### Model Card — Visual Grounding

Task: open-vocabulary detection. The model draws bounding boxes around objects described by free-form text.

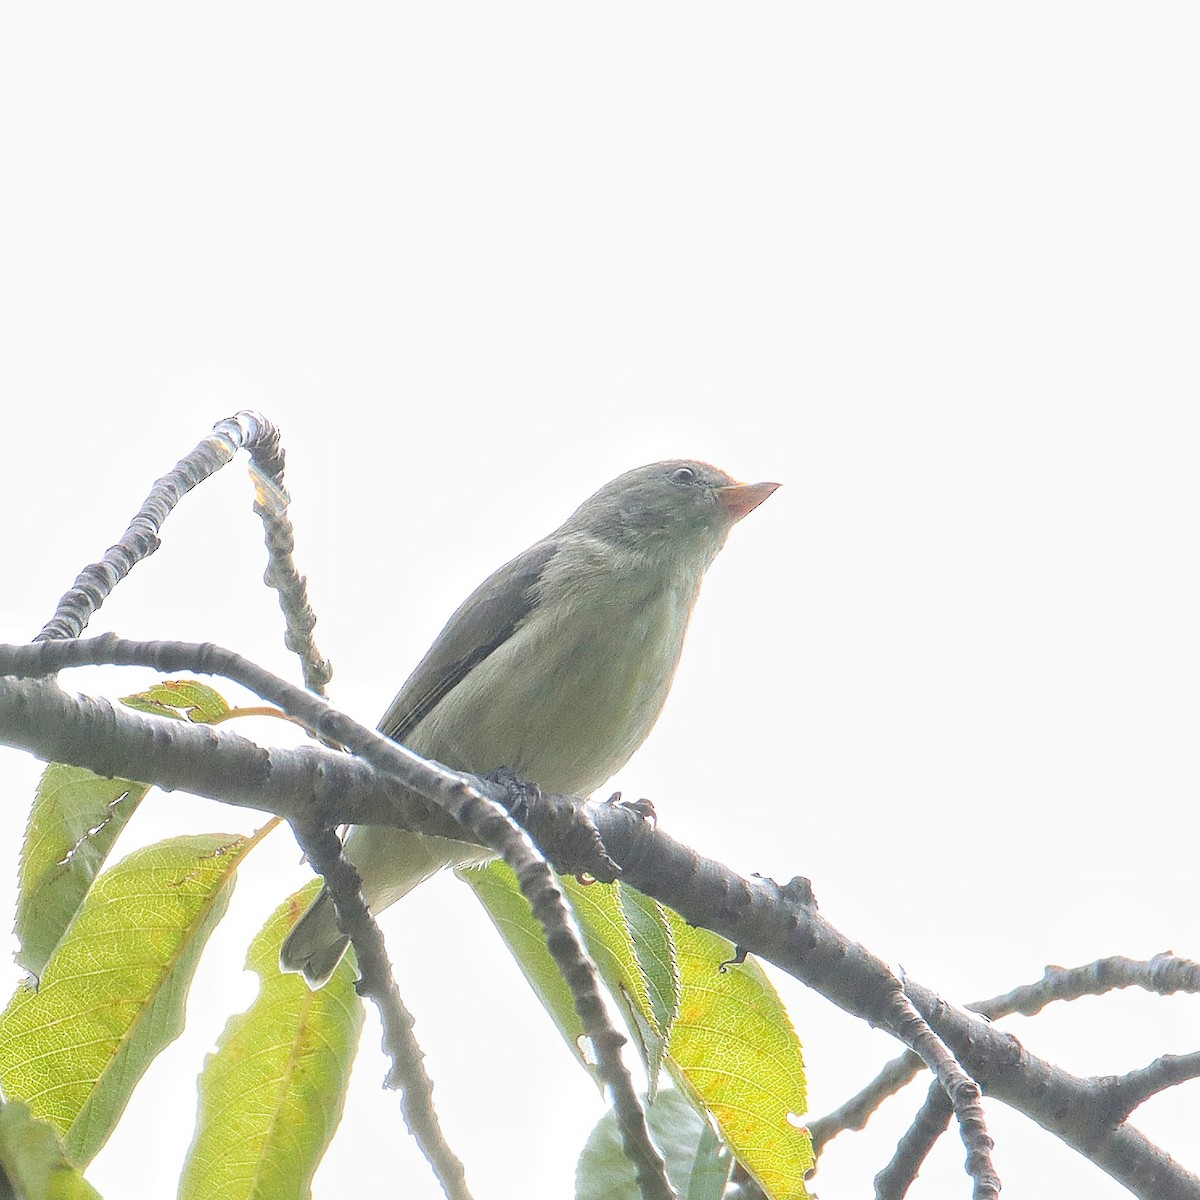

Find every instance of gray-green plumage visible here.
[280,460,778,986]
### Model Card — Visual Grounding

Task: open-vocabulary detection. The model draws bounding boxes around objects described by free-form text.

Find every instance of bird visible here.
[280,459,779,986]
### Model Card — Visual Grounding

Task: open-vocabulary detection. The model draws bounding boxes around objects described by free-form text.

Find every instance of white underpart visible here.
[343,527,721,911]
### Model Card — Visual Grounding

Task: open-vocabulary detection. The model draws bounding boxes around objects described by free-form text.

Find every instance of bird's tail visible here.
[279,828,490,988]
[279,888,350,988]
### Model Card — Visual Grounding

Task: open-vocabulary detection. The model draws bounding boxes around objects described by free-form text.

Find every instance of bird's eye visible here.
[670,466,696,485]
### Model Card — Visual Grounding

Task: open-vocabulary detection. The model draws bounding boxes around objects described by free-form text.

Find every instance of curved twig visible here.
[35,411,332,696]
[1104,1052,1200,1124]
[243,430,332,697]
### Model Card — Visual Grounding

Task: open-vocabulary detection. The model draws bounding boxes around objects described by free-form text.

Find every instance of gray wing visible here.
[377,538,559,743]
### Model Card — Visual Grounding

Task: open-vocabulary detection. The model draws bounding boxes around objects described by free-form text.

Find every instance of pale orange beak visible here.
[715,480,781,522]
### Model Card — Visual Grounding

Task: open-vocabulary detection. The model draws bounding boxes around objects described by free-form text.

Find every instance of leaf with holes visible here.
[16,763,151,978]
[466,862,810,1197]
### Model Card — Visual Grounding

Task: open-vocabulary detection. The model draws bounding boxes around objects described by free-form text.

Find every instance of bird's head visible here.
[562,460,779,563]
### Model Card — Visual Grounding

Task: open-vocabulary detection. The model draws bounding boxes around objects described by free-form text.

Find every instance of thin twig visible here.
[1104,1052,1200,1123]
[810,950,1200,1153]
[974,952,1200,1020]
[37,412,263,641]
[808,1054,921,1153]
[873,1081,953,1200]
[35,411,333,696]
[289,814,473,1200]
[884,992,999,1199]
[240,423,332,697]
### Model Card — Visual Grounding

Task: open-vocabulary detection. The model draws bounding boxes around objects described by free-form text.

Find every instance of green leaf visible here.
[16,764,151,978]
[664,911,812,1200]
[576,1088,731,1200]
[558,878,680,1089]
[177,882,364,1200]
[464,861,589,1067]
[464,867,680,1082]
[616,884,679,1089]
[561,878,657,1028]
[0,1099,102,1200]
[119,680,231,724]
[0,833,254,1166]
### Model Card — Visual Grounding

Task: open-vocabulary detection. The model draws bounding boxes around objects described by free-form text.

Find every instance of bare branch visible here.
[1102,1053,1200,1124]
[35,411,333,696]
[811,950,1200,1154]
[1,647,1197,1199]
[37,411,264,641]
[885,993,998,1199]
[243,429,333,696]
[974,953,1200,1020]
[873,1082,953,1200]
[901,977,1198,1200]
[288,813,473,1200]
[808,1054,920,1153]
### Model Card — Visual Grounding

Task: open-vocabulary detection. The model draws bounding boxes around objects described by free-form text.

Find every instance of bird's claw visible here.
[606,792,657,827]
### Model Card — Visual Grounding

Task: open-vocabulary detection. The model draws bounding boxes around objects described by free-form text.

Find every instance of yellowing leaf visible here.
[467,865,809,1197]
[665,911,812,1200]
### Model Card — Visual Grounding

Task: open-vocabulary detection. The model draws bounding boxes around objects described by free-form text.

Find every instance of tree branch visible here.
[873,1081,953,1200]
[1,642,1197,1199]
[811,952,1200,1155]
[288,813,474,1200]
[34,410,333,696]
[974,953,1200,1019]
[1105,1053,1200,1121]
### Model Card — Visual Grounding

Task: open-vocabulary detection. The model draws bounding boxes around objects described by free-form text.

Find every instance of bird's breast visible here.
[409,565,699,798]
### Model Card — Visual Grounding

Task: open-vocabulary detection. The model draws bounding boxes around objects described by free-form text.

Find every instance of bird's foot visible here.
[487,766,542,825]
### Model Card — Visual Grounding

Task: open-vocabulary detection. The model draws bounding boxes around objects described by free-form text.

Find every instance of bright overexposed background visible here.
[0,5,1193,1198]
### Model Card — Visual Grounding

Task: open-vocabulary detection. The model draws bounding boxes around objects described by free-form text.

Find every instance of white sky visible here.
[0,4,1193,1198]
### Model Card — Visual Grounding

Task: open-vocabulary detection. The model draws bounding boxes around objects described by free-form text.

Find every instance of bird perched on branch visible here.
[280,459,779,986]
